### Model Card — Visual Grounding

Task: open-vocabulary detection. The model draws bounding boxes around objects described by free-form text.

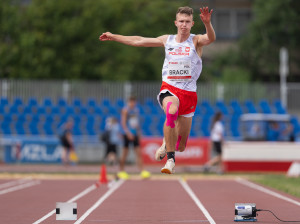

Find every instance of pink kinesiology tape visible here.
[176,135,182,151]
[166,102,178,128]
[176,135,188,151]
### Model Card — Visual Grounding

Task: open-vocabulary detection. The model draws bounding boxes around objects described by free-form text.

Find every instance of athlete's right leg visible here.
[118,147,130,179]
[119,147,129,171]
[161,96,179,174]
[176,115,193,152]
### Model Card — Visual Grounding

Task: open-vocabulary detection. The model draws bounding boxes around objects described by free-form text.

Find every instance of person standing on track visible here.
[58,119,77,165]
[203,111,224,173]
[118,96,151,179]
[99,6,215,174]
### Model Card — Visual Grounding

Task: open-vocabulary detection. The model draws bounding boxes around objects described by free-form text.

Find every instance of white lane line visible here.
[179,179,216,224]
[74,179,125,224]
[0,178,32,190]
[33,184,97,224]
[0,180,40,195]
[236,177,300,207]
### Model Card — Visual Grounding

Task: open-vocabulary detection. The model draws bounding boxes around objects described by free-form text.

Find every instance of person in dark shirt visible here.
[59,120,75,164]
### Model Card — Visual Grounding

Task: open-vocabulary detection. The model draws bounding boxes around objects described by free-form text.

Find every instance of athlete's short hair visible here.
[128,96,136,102]
[176,6,193,16]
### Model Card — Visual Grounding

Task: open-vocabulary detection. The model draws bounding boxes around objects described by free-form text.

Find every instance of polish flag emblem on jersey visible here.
[185,47,190,52]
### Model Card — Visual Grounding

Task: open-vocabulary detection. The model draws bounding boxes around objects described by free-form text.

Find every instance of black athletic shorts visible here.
[60,136,72,150]
[106,144,117,156]
[123,134,140,148]
[159,91,173,106]
[212,141,222,155]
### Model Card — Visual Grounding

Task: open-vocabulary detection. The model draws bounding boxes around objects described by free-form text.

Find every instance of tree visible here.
[239,0,300,81]
[1,0,200,81]
[207,0,300,82]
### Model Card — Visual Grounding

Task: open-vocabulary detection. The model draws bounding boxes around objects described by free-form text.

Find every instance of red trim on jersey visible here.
[160,81,197,116]
[167,76,192,79]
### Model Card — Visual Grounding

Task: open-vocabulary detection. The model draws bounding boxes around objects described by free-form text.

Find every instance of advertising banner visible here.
[4,140,62,163]
[141,137,210,165]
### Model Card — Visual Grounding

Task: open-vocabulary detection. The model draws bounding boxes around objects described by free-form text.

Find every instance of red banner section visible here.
[223,141,300,172]
[141,137,210,165]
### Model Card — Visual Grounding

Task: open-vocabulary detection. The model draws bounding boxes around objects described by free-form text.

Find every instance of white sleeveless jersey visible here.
[162,34,202,92]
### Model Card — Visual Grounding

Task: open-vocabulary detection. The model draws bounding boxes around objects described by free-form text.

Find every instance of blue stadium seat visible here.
[145,98,155,107]
[1,116,12,133]
[101,98,111,107]
[2,126,11,135]
[201,100,214,115]
[37,106,46,114]
[3,114,12,123]
[99,116,107,132]
[43,98,52,106]
[215,100,229,115]
[73,125,82,135]
[0,97,9,106]
[51,106,60,115]
[9,105,19,115]
[79,107,88,115]
[142,127,152,136]
[115,98,125,108]
[45,115,54,123]
[230,100,243,115]
[273,100,286,114]
[291,116,300,134]
[259,100,272,114]
[244,100,257,113]
[44,124,54,135]
[72,98,82,107]
[72,115,81,125]
[86,116,96,135]
[13,98,23,106]
[28,98,38,107]
[29,122,39,135]
[230,115,241,137]
[87,98,97,107]
[23,106,32,115]
[86,127,96,135]
[65,106,75,115]
[194,104,202,116]
[73,106,81,115]
[190,129,197,137]
[15,122,26,135]
[201,115,211,137]
[0,106,5,114]
[58,98,67,107]
[31,114,40,123]
[57,115,68,127]
[87,106,102,115]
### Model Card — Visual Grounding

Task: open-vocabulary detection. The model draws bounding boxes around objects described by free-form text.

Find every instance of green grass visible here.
[248,174,300,198]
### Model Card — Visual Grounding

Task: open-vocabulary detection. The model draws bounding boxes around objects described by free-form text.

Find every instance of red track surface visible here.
[1,178,300,224]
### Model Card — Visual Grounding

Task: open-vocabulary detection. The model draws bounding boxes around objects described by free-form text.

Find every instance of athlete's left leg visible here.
[176,115,193,152]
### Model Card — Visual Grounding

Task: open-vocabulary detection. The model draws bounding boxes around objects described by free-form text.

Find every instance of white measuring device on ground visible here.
[234,203,257,222]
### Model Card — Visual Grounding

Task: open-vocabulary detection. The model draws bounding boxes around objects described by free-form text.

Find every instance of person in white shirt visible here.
[99,6,215,174]
[204,111,224,173]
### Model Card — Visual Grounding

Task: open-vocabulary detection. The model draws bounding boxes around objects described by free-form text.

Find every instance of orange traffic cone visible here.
[99,164,108,184]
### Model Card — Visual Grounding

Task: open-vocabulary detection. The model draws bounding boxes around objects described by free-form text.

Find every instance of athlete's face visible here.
[175,13,194,35]
[128,99,136,109]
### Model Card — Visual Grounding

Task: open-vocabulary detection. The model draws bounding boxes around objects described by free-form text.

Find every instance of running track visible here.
[0,177,300,223]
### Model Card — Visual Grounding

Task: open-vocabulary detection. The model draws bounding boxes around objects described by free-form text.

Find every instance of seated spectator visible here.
[267,121,281,141]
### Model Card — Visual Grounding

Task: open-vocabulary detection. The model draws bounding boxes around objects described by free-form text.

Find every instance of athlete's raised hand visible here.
[99,32,113,41]
[200,7,213,25]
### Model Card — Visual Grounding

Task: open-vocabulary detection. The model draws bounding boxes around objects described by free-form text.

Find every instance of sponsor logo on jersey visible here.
[168,48,174,51]
[169,52,190,56]
[168,47,190,56]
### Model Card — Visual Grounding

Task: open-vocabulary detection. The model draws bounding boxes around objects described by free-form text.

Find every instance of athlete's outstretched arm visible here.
[198,7,216,46]
[99,32,167,47]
